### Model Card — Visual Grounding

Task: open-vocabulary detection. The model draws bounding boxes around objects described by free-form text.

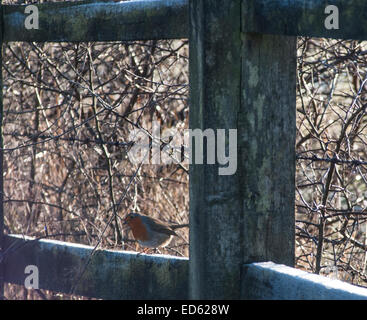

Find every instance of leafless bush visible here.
[3,39,189,299]
[4,21,367,298]
[296,37,367,286]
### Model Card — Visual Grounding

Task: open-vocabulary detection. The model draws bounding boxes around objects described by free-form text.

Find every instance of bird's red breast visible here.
[127,216,150,241]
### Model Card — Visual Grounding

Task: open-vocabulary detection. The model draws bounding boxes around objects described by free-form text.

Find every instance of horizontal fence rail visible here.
[244,0,367,40]
[3,235,188,299]
[3,0,364,43]
[4,235,367,299]
[242,262,367,300]
[2,0,189,42]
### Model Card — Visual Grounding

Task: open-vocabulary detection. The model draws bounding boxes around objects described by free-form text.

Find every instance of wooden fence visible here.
[1,0,367,300]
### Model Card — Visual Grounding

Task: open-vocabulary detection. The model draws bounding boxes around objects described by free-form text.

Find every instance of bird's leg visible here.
[137,247,150,256]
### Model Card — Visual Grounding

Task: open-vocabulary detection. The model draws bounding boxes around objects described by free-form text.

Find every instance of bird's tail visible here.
[171,223,189,230]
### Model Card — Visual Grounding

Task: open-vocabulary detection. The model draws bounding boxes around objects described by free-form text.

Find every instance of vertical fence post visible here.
[239,31,297,268]
[189,0,296,299]
[189,0,243,300]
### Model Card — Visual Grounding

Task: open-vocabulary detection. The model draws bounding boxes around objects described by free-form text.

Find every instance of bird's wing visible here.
[143,216,178,236]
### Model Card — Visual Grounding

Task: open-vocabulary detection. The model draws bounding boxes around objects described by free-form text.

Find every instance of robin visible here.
[123,212,189,249]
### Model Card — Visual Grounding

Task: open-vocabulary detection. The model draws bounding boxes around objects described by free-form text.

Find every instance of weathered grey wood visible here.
[5,0,367,43]
[189,0,296,299]
[189,0,243,300]
[3,0,188,42]
[244,0,367,40]
[239,30,296,265]
[3,234,188,299]
[242,262,367,299]
[4,0,367,43]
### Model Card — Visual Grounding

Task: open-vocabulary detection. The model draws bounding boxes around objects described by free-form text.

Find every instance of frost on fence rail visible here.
[242,262,367,300]
[2,0,189,42]
[2,234,188,299]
